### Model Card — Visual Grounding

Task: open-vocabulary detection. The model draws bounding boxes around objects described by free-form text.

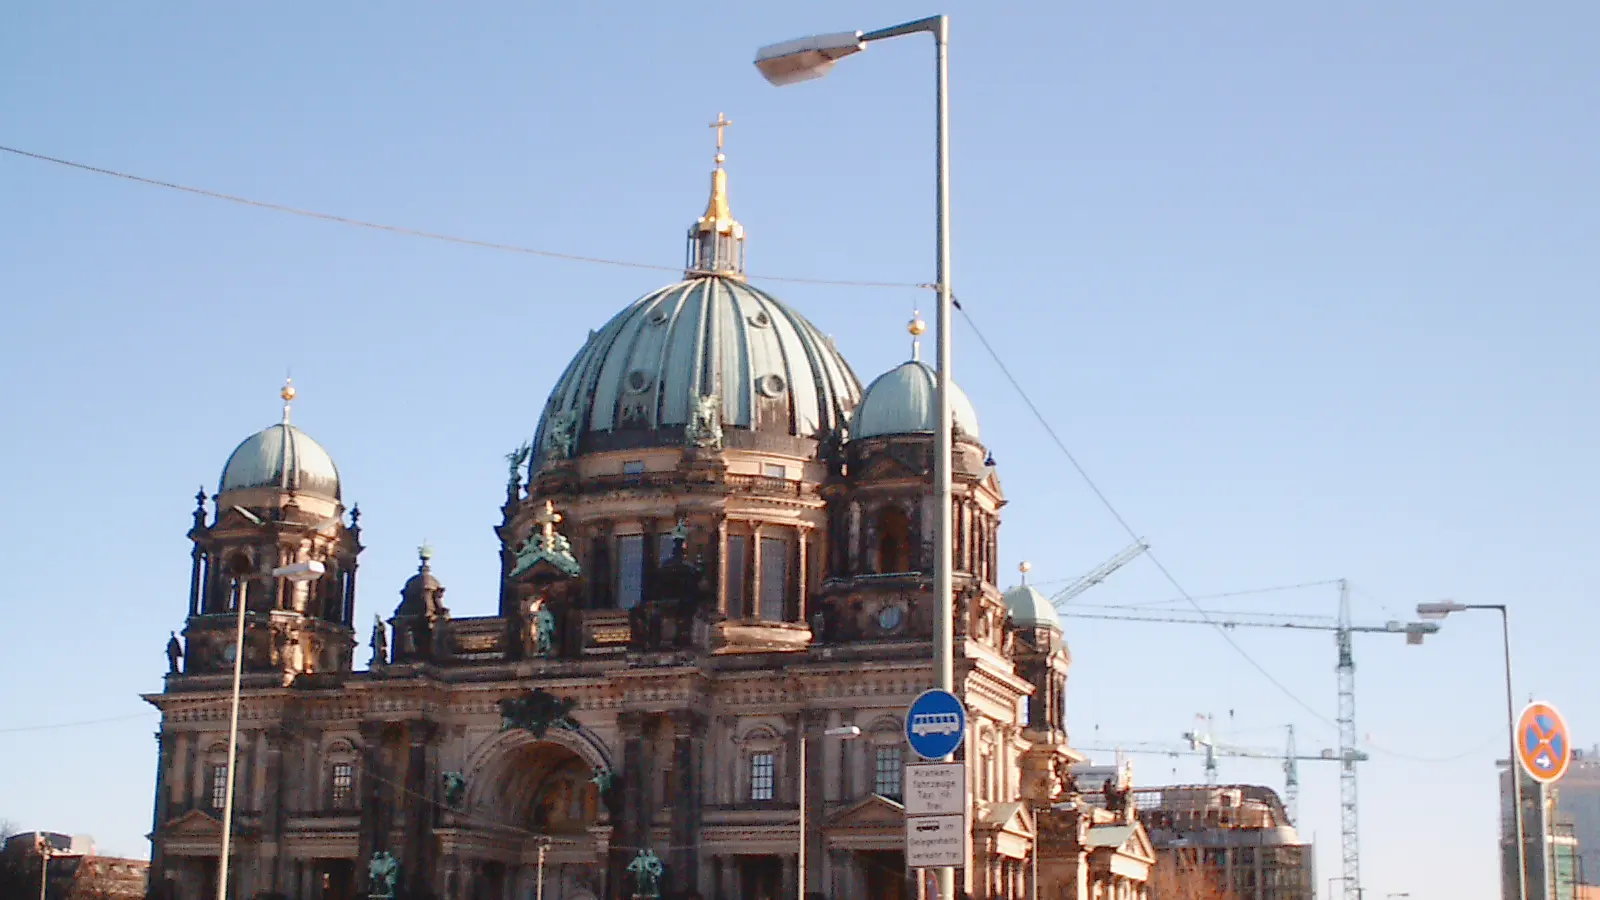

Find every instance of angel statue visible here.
[626,847,663,899]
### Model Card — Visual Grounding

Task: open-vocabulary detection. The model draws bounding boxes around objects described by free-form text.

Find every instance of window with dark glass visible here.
[208,765,228,810]
[763,463,786,479]
[330,762,354,808]
[617,535,644,609]
[726,535,748,616]
[874,746,903,800]
[877,505,912,573]
[758,536,789,620]
[750,752,775,801]
[658,533,678,564]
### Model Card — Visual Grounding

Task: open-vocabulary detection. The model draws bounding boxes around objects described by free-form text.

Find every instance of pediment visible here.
[1085,821,1156,863]
[978,801,1034,838]
[826,794,906,829]
[163,808,222,837]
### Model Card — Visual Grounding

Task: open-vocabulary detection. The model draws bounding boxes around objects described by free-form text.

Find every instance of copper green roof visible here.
[851,360,980,440]
[534,275,861,458]
[219,423,340,500]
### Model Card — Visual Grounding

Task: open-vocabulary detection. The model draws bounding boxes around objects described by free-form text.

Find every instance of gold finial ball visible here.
[715,152,726,165]
[280,380,297,403]
[908,316,928,337]
[1019,561,1032,575]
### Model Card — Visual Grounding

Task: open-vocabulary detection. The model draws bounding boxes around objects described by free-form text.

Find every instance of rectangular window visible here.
[330,762,354,808]
[759,536,789,621]
[750,752,775,801]
[617,535,644,609]
[874,746,903,800]
[726,535,747,616]
[622,460,645,475]
[208,765,229,810]
[1019,697,1031,727]
[763,463,786,479]
[658,533,678,564]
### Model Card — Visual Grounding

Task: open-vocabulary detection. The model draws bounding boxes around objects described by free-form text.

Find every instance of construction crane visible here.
[1056,580,1435,900]
[1082,721,1353,824]
[1048,540,1148,605]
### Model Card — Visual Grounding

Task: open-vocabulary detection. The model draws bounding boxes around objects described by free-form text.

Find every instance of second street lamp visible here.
[216,553,325,900]
[1418,599,1528,900]
[757,16,956,895]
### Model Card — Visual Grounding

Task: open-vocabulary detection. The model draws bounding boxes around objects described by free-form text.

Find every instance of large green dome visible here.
[533,275,862,460]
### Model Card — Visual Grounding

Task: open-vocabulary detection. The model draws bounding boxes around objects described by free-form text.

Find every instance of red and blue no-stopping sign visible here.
[1516,701,1572,784]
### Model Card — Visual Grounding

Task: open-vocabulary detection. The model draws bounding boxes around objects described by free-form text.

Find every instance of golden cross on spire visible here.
[532,500,563,543]
[709,112,732,162]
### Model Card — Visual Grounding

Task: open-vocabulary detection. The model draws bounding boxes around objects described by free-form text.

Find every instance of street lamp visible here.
[37,840,54,900]
[1418,599,1527,900]
[216,553,325,900]
[757,16,957,896]
[798,724,863,899]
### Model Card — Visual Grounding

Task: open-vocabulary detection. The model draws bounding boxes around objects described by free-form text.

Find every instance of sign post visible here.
[904,690,969,888]
[1516,702,1572,900]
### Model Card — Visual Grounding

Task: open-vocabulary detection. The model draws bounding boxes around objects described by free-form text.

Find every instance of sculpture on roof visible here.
[542,411,578,462]
[166,632,184,675]
[685,392,723,449]
[369,615,388,667]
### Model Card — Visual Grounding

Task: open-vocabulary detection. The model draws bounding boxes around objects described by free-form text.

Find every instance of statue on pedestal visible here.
[626,848,663,899]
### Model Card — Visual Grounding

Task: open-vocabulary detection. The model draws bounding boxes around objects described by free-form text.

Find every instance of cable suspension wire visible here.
[0,144,925,291]
[0,711,157,734]
[952,295,1341,730]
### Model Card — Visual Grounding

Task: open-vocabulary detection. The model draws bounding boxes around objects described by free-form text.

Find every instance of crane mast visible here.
[1056,578,1433,900]
[1336,580,1360,900]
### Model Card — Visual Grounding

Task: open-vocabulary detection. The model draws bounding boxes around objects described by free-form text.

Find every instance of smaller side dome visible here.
[219,423,341,500]
[1002,583,1061,630]
[396,547,447,618]
[852,361,980,440]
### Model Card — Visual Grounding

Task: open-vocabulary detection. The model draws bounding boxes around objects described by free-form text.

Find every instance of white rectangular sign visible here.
[905,814,966,868]
[905,762,967,816]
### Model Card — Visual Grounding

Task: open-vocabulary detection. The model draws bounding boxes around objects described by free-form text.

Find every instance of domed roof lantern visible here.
[685,113,747,279]
[397,544,447,618]
[218,379,341,501]
[1002,561,1061,630]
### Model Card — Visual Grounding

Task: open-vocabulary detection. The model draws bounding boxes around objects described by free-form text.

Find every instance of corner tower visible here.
[175,382,362,682]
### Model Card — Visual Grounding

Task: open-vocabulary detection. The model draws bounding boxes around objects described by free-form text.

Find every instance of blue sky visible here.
[2,3,1596,896]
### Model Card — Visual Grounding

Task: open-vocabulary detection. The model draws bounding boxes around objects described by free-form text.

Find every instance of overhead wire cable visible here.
[0,144,924,291]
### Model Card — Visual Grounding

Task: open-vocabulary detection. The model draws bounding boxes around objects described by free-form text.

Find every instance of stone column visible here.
[402,719,439,896]
[780,854,797,900]
[668,710,703,897]
[801,709,825,895]
[610,712,647,893]
[719,855,737,900]
[795,524,809,623]
[356,721,391,892]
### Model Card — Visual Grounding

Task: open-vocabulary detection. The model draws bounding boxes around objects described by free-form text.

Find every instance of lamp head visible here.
[271,560,326,583]
[1416,600,1466,621]
[754,32,866,85]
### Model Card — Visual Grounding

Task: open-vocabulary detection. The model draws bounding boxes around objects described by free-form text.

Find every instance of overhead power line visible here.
[0,144,924,291]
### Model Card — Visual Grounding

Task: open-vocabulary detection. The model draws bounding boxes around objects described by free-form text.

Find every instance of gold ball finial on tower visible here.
[280,377,297,424]
[1019,560,1032,584]
[908,311,928,362]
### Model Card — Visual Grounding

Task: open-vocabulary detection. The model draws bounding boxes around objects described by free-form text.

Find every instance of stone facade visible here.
[142,150,1153,900]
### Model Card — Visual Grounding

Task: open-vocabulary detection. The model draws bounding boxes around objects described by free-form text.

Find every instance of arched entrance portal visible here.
[448,732,610,900]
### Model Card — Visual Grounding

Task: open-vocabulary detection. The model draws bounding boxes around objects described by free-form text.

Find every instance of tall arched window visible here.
[877,505,912,574]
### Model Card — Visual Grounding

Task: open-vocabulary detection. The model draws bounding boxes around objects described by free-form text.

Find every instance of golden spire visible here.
[698,113,736,232]
[908,310,927,362]
[687,113,747,278]
[1019,560,1032,585]
[280,376,297,424]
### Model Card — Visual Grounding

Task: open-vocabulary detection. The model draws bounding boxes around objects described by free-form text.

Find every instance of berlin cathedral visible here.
[143,128,1157,900]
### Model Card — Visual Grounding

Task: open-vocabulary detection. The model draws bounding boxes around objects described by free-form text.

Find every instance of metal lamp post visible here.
[798,724,863,898]
[1418,600,1527,900]
[216,557,325,900]
[756,17,957,898]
